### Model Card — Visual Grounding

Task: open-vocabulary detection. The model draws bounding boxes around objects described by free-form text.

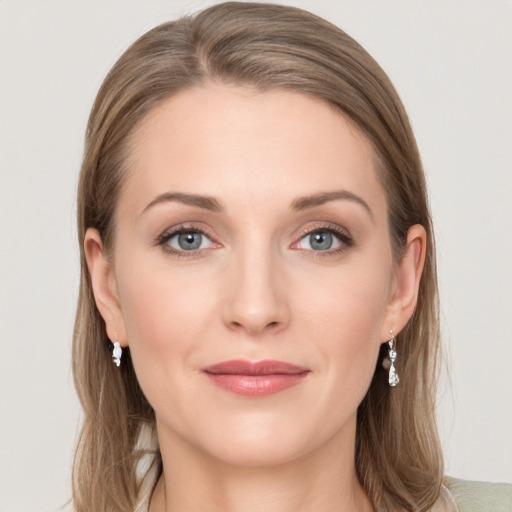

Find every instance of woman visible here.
[72,2,511,511]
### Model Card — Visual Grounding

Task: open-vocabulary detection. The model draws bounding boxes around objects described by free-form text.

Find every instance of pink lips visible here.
[202,360,310,397]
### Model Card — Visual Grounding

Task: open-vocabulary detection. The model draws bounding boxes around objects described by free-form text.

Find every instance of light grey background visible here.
[1,1,511,511]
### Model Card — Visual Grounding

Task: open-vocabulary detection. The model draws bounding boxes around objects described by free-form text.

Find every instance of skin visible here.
[85,84,426,512]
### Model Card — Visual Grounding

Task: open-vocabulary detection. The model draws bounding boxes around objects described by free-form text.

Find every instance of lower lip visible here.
[204,372,309,396]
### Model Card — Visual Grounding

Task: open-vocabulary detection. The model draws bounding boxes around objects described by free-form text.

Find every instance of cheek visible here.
[298,255,391,339]
[120,268,213,342]
[295,253,392,394]
[114,252,220,391]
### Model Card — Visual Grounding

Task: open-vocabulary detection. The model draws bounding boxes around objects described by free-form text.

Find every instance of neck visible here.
[149,419,373,512]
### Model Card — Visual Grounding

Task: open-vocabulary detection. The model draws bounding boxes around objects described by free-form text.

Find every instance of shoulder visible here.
[445,477,512,512]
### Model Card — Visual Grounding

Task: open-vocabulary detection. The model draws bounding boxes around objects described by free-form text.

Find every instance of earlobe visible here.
[382,224,427,338]
[84,228,126,345]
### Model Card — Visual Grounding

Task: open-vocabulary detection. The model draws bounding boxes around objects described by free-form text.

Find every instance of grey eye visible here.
[163,230,214,252]
[177,232,203,250]
[308,232,333,251]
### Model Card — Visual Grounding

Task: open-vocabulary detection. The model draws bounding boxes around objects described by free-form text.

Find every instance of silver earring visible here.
[387,329,399,387]
[112,332,122,367]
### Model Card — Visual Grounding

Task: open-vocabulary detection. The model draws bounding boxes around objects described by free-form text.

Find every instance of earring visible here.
[112,332,122,367]
[387,329,399,387]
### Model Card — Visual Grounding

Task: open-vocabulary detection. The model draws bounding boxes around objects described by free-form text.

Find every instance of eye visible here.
[158,227,217,256]
[292,225,353,255]
[300,231,338,251]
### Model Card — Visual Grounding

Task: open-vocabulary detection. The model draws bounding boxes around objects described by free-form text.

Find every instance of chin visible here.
[178,408,353,469]
[203,433,312,468]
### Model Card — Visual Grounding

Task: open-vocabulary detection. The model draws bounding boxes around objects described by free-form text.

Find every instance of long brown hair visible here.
[73,3,442,510]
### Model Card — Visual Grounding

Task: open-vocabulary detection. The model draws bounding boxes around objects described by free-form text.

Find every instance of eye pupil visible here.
[178,232,202,250]
[310,232,332,250]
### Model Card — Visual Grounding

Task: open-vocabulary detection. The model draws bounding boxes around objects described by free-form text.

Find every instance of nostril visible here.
[229,319,281,334]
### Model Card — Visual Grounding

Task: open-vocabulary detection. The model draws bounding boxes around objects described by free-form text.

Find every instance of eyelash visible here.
[156,223,354,259]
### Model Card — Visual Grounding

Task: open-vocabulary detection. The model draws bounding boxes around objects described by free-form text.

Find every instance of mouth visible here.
[201,360,310,397]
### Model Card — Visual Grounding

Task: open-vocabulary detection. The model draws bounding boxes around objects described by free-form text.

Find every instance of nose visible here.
[222,243,290,337]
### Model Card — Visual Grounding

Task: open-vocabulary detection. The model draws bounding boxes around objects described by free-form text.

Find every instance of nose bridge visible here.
[223,230,289,335]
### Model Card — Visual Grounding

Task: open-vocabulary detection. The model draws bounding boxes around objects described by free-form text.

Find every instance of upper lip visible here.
[202,360,310,375]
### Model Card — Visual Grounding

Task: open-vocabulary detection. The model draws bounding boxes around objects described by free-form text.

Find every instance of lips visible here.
[201,360,310,397]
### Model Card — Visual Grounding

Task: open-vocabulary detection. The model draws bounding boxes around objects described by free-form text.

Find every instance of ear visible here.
[381,224,427,340]
[84,228,127,346]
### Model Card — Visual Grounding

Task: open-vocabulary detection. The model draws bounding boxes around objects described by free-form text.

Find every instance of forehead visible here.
[121,84,386,219]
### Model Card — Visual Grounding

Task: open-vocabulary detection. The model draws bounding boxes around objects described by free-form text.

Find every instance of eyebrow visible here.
[142,189,373,221]
[290,190,374,221]
[142,192,223,214]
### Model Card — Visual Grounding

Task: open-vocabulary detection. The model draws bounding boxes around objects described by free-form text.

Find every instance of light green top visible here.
[135,473,512,511]
[445,477,512,512]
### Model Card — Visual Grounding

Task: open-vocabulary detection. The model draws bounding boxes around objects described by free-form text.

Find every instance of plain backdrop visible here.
[0,1,511,511]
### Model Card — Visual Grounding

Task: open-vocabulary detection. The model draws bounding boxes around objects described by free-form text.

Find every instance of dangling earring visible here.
[386,329,399,387]
[112,331,122,367]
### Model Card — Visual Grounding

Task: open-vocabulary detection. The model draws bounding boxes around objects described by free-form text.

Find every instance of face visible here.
[92,85,405,466]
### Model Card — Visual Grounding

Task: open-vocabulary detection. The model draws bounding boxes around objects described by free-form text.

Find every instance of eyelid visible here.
[295,221,350,239]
